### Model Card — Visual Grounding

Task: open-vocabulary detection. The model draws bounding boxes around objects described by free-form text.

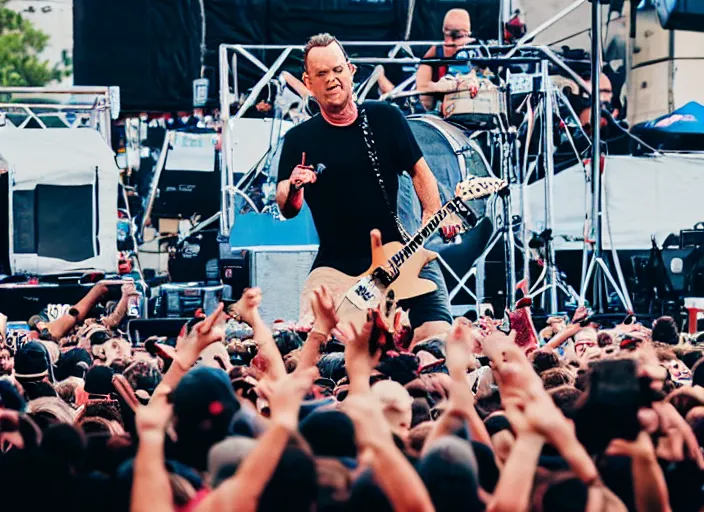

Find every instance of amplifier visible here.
[220,245,318,325]
[680,224,704,248]
[629,7,704,125]
[158,283,231,318]
[657,0,704,32]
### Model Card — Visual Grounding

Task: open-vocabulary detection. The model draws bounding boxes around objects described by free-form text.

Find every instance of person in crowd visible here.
[1,275,703,512]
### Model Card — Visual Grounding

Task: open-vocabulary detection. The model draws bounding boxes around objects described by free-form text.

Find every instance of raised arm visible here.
[425,321,492,450]
[488,407,544,512]
[151,304,226,399]
[275,139,316,219]
[131,396,175,512]
[345,394,435,512]
[230,288,287,382]
[296,286,338,373]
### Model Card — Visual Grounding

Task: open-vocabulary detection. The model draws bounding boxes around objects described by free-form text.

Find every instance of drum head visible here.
[398,115,495,240]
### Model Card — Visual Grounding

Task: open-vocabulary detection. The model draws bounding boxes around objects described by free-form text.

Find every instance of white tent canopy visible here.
[522,154,704,250]
[0,128,119,275]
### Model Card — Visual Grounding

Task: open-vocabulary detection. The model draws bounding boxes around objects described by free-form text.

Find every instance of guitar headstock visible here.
[456,176,508,202]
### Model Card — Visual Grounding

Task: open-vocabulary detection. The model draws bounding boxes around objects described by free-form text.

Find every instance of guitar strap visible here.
[359,107,411,243]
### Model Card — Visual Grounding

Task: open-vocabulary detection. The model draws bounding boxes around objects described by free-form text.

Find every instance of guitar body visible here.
[297,176,508,328]
[298,241,438,326]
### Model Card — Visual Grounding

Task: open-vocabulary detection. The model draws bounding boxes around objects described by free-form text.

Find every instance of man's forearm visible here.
[411,159,443,219]
[102,295,130,329]
[371,442,435,512]
[488,433,544,512]
[252,318,287,381]
[196,422,292,512]
[296,331,327,373]
[276,180,304,219]
[132,435,174,512]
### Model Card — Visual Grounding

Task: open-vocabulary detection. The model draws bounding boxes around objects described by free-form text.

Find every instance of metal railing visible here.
[217,41,591,237]
[0,86,120,143]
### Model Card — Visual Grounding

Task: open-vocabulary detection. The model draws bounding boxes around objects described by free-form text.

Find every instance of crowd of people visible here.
[0,278,702,512]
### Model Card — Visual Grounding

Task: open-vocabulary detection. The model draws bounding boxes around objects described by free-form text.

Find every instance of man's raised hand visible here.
[311,285,339,335]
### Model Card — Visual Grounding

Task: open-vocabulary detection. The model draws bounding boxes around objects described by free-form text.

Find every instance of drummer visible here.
[416,8,481,112]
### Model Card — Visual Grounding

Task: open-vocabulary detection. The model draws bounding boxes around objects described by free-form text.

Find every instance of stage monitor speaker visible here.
[657,0,704,32]
[158,283,231,318]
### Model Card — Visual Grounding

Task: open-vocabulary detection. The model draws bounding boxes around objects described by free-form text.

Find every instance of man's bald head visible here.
[442,8,472,57]
[443,8,471,32]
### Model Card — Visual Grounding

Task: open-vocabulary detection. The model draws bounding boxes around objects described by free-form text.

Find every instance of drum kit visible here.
[220,41,623,316]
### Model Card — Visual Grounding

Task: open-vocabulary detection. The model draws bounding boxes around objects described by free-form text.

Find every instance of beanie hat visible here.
[14,341,53,382]
[84,366,115,397]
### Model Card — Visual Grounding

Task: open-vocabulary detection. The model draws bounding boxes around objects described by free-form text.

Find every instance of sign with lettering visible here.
[165,132,218,172]
[345,276,381,310]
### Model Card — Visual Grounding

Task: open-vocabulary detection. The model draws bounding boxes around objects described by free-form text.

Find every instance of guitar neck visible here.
[387,197,471,270]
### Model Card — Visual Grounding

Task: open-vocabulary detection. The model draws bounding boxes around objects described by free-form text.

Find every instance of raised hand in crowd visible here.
[155,303,226,395]
[345,393,435,512]
[131,392,175,512]
[425,320,492,448]
[227,288,287,381]
[297,285,339,373]
[102,281,141,329]
[311,285,339,336]
[334,310,381,395]
[485,329,600,485]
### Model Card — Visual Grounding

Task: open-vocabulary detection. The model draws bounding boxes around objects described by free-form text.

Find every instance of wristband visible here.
[68,308,79,318]
[310,328,329,339]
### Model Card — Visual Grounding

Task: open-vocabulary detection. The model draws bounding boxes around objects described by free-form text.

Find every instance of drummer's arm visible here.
[416,65,437,111]
[281,71,311,99]
[410,157,443,222]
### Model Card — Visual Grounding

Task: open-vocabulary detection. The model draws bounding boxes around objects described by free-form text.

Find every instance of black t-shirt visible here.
[277,101,423,275]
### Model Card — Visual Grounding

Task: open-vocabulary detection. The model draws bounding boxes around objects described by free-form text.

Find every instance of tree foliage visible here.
[0,0,68,86]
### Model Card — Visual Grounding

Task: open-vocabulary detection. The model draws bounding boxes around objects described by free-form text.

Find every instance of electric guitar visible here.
[298,176,508,326]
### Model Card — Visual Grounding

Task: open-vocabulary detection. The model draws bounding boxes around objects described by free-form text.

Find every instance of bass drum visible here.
[398,115,496,241]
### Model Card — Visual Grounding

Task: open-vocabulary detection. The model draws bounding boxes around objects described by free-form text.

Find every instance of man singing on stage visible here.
[276,33,461,343]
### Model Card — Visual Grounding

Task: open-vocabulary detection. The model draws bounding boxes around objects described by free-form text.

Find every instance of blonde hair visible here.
[55,377,85,407]
[77,416,126,436]
[29,396,78,424]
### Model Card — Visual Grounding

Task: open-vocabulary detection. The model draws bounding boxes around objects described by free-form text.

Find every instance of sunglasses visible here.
[443,29,471,40]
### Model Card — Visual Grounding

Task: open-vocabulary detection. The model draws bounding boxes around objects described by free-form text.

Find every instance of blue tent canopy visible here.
[632,102,704,152]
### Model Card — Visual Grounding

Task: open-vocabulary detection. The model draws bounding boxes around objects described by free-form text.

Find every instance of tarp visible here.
[74,0,501,111]
[523,154,704,250]
[73,0,204,112]
[632,102,704,152]
[0,129,119,275]
[407,0,500,42]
